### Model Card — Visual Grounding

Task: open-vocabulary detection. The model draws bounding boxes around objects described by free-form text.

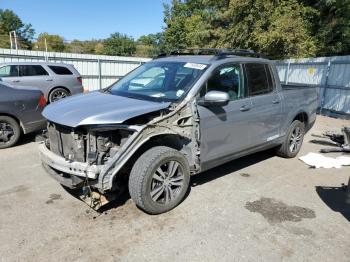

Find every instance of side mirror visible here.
[198,90,230,107]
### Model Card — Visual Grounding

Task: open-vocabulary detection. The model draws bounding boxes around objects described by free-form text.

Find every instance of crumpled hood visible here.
[42,91,171,127]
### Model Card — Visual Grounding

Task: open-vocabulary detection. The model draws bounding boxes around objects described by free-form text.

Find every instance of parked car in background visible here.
[0,62,83,103]
[0,82,47,149]
[39,49,318,214]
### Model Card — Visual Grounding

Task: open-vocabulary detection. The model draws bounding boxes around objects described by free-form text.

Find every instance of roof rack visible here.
[216,49,266,59]
[156,48,266,59]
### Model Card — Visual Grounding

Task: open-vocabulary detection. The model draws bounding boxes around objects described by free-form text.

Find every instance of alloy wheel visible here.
[289,126,302,153]
[50,90,68,102]
[150,160,185,204]
[0,122,15,145]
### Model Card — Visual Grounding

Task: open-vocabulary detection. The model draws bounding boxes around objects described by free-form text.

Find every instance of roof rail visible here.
[156,48,266,59]
[216,49,267,59]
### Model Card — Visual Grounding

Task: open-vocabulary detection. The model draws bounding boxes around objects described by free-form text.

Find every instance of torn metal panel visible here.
[98,98,201,191]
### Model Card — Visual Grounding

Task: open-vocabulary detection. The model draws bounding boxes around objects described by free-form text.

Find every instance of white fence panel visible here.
[0,48,151,91]
[276,55,350,116]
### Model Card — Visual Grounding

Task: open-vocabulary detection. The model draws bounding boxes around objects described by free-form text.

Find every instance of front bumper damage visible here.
[39,143,101,180]
[39,99,201,210]
[40,144,120,210]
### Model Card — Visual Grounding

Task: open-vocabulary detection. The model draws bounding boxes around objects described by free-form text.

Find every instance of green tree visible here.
[0,9,35,49]
[102,32,136,56]
[65,39,104,54]
[215,0,317,58]
[34,32,65,52]
[163,0,346,58]
[136,33,165,57]
[298,0,350,56]
[163,0,224,51]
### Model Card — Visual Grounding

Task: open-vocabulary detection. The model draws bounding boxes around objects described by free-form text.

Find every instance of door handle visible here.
[240,105,251,112]
[12,80,20,82]
[272,99,280,104]
[46,79,53,81]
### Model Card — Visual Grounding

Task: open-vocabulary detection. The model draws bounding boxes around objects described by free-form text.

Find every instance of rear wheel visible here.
[276,120,305,158]
[346,177,350,205]
[49,87,70,103]
[0,116,21,149]
[129,146,190,214]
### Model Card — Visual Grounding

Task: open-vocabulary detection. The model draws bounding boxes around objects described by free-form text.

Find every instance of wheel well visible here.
[117,134,190,179]
[49,86,70,96]
[293,112,308,125]
[0,113,23,132]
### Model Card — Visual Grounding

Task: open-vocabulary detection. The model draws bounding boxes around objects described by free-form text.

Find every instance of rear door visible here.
[244,63,282,146]
[47,65,81,89]
[16,65,53,89]
[198,63,254,168]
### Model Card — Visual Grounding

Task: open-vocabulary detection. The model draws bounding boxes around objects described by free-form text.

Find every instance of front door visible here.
[0,65,20,85]
[197,63,253,170]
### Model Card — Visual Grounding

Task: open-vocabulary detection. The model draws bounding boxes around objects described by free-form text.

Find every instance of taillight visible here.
[77,77,82,84]
[38,95,47,108]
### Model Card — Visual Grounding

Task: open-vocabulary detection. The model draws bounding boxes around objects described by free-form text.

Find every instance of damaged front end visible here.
[39,99,201,210]
[39,122,137,209]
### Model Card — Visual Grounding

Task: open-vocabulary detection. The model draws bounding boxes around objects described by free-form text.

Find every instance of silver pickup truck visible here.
[39,49,318,214]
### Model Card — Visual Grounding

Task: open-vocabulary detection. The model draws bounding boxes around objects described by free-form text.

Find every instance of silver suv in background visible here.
[0,62,84,103]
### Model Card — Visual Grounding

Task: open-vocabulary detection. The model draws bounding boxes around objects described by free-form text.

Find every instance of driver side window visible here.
[200,64,245,101]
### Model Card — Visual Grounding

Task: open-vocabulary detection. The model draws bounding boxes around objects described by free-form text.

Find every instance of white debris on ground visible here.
[299,152,350,168]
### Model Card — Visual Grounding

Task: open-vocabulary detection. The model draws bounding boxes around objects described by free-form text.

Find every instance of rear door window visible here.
[19,65,48,76]
[48,65,73,75]
[0,65,19,77]
[245,63,273,96]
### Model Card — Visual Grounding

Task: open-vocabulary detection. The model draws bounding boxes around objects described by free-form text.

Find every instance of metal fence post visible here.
[320,59,332,114]
[98,59,102,90]
[285,61,291,84]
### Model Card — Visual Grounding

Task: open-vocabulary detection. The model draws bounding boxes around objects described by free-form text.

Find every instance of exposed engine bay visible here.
[46,122,134,166]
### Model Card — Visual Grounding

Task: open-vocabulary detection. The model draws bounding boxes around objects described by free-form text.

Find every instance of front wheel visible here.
[276,120,305,158]
[129,146,190,214]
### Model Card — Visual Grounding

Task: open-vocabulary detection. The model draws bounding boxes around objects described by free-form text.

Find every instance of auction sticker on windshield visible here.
[184,63,207,70]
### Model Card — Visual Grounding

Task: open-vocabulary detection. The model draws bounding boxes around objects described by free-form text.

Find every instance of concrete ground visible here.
[0,115,349,262]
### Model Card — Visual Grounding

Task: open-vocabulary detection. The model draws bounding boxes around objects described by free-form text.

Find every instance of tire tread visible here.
[129,146,189,214]
[276,120,305,158]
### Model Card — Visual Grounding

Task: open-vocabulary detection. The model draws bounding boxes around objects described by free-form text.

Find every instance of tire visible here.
[346,177,350,205]
[0,116,21,149]
[129,146,190,214]
[276,120,305,158]
[48,87,70,103]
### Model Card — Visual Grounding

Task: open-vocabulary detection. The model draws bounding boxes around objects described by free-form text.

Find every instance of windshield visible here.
[108,61,207,102]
